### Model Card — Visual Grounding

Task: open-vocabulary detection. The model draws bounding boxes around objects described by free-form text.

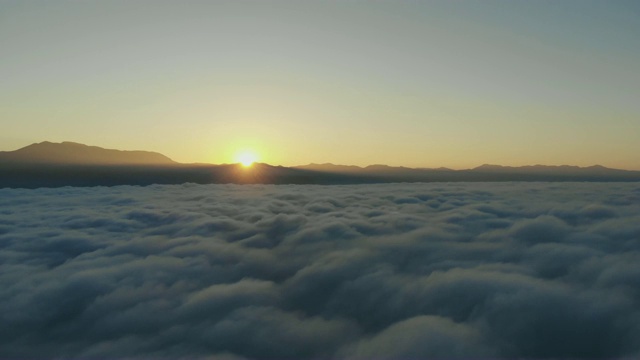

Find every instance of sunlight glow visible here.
[235,150,258,167]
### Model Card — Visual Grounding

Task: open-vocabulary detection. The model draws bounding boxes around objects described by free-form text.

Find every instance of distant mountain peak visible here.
[474,164,506,170]
[472,163,621,173]
[295,163,364,172]
[586,165,607,170]
[0,141,176,165]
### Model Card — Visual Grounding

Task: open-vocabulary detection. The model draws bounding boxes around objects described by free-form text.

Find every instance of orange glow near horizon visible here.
[235,150,258,167]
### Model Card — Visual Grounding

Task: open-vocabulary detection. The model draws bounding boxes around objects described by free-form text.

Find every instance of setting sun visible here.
[235,150,258,167]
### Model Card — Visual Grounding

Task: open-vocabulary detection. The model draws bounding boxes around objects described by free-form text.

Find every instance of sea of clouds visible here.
[1,182,640,358]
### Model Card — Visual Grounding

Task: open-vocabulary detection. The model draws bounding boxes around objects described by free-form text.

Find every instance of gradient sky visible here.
[1,0,639,169]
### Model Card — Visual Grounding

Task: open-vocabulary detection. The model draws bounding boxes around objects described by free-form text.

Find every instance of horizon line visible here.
[2,140,639,172]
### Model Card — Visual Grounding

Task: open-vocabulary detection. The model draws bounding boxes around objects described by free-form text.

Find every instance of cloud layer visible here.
[1,182,640,358]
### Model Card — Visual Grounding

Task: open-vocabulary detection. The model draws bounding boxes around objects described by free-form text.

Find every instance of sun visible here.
[235,150,258,167]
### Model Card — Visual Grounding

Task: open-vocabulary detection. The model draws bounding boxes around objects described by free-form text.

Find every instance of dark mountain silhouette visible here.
[1,142,639,188]
[296,163,451,174]
[294,162,640,182]
[472,163,628,174]
[296,163,365,173]
[0,141,175,165]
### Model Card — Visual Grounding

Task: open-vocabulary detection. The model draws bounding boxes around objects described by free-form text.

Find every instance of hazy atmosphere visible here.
[2,0,639,168]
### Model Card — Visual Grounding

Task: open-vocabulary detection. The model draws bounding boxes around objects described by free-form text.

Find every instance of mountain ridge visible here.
[0,141,176,165]
[295,162,630,173]
[2,141,639,188]
[0,142,633,172]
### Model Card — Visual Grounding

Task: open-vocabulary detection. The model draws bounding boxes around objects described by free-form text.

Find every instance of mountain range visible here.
[1,141,639,188]
[0,141,175,165]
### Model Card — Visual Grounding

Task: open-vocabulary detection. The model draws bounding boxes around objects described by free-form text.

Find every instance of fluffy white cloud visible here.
[1,182,640,358]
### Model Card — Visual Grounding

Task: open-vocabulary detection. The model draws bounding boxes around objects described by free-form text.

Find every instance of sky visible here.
[1,0,639,169]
